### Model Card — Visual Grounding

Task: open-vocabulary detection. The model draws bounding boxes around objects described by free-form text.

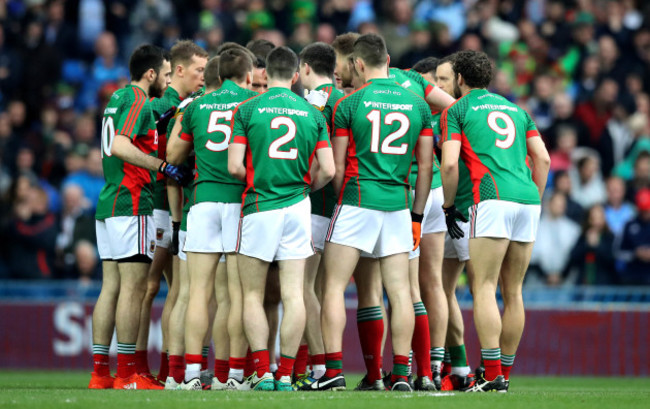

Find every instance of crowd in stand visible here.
[0,0,648,285]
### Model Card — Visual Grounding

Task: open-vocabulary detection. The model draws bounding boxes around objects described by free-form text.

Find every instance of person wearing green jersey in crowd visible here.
[137,41,208,385]
[291,41,345,390]
[228,46,335,391]
[440,50,550,393]
[90,45,191,391]
[434,54,477,391]
[318,34,434,392]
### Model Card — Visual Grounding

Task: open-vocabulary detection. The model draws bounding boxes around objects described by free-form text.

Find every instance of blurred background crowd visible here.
[0,0,649,286]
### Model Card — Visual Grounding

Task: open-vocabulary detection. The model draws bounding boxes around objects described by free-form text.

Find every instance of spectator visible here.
[43,0,76,57]
[379,0,412,63]
[597,35,628,87]
[569,204,618,285]
[605,176,636,238]
[414,0,466,41]
[530,192,582,286]
[569,153,607,209]
[545,93,590,150]
[129,0,174,51]
[575,78,619,147]
[599,98,636,177]
[74,240,100,284]
[78,31,128,112]
[618,188,650,285]
[624,152,650,203]
[0,22,22,105]
[55,183,94,278]
[398,23,432,69]
[549,125,578,173]
[551,170,584,224]
[62,146,104,207]
[4,176,57,279]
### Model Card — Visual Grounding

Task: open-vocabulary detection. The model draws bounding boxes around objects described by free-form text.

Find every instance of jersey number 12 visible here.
[367,110,409,155]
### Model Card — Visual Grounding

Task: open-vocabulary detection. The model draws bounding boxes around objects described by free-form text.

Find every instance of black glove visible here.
[442,205,469,240]
[156,106,176,136]
[169,221,180,256]
[159,161,193,186]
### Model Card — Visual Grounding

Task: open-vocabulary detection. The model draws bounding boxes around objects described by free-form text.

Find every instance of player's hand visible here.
[411,212,423,251]
[159,161,193,186]
[156,106,176,135]
[170,221,180,256]
[442,205,468,240]
[305,89,328,111]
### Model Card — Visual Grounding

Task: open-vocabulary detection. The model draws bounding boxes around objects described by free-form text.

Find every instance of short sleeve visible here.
[419,103,434,138]
[231,104,248,145]
[441,105,462,142]
[315,114,331,149]
[333,98,350,138]
[525,112,541,139]
[115,92,146,140]
[179,102,194,142]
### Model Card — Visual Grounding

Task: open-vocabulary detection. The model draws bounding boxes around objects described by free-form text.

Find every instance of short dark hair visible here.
[129,44,168,81]
[170,40,208,71]
[266,46,298,81]
[451,50,493,89]
[353,34,388,68]
[219,49,253,82]
[299,42,336,77]
[332,32,360,56]
[247,39,275,68]
[204,56,220,89]
[216,42,258,67]
[412,57,439,75]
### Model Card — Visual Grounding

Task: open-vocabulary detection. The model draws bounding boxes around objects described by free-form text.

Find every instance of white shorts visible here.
[153,209,172,249]
[178,230,188,261]
[470,200,541,242]
[185,202,240,254]
[96,215,155,261]
[443,221,470,261]
[311,214,330,252]
[326,205,412,258]
[237,198,314,262]
[409,187,447,259]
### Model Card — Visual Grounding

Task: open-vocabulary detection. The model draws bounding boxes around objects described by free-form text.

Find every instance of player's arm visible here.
[425,86,455,113]
[111,134,164,171]
[440,108,461,208]
[525,125,551,199]
[310,115,336,191]
[166,113,193,166]
[413,136,433,216]
[227,106,248,181]
[331,100,350,197]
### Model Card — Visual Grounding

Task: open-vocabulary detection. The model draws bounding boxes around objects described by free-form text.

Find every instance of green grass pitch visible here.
[1,371,649,409]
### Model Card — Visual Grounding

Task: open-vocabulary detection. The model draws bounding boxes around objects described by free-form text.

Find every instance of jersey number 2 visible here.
[366,110,409,155]
[269,117,297,160]
[488,111,516,149]
[206,111,233,152]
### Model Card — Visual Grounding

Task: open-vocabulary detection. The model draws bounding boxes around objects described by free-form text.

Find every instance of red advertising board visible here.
[0,301,648,375]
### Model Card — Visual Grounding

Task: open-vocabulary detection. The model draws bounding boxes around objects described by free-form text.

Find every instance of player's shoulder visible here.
[335,83,371,110]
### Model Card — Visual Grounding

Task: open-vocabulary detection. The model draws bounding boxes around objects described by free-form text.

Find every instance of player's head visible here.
[129,44,171,98]
[412,56,439,85]
[266,46,299,86]
[332,32,359,88]
[204,56,221,90]
[219,48,254,89]
[247,39,275,93]
[435,54,457,98]
[298,42,336,91]
[169,40,209,95]
[449,50,493,95]
[352,33,389,83]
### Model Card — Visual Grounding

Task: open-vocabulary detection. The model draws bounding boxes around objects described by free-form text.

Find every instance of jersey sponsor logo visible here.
[362,101,413,111]
[200,102,238,110]
[257,107,309,117]
[471,104,518,112]
[401,80,412,88]
[104,107,118,115]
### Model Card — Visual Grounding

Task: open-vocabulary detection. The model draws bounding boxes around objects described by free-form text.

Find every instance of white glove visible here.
[305,89,328,111]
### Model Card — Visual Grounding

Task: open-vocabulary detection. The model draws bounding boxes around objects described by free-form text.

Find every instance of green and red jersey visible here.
[388,68,435,98]
[231,87,331,216]
[151,86,182,210]
[96,84,158,220]
[333,78,433,211]
[180,80,257,205]
[309,83,344,218]
[409,111,443,190]
[441,89,541,205]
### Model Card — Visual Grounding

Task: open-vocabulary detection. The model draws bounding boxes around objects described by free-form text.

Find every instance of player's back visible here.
[444,89,539,205]
[334,78,432,211]
[388,68,434,99]
[184,80,257,204]
[97,85,157,219]
[232,87,329,215]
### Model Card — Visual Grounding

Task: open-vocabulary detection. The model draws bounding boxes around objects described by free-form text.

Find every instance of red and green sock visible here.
[412,302,432,378]
[157,351,169,382]
[135,350,150,375]
[449,344,470,376]
[294,344,309,376]
[214,359,229,383]
[324,352,343,378]
[481,348,502,381]
[92,344,110,377]
[252,349,270,375]
[275,354,296,380]
[357,306,384,382]
[501,353,515,380]
[116,343,136,379]
[201,346,209,371]
[169,354,185,383]
[391,355,410,384]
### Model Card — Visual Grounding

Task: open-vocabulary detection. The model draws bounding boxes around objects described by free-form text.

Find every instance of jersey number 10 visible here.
[101,117,115,158]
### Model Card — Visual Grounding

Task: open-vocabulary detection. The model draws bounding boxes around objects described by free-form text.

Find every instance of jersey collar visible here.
[165,86,182,102]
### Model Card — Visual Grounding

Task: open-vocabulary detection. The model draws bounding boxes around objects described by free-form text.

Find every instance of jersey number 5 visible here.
[206,111,233,152]
[488,111,516,149]
[367,110,409,155]
[101,117,115,157]
[268,117,297,160]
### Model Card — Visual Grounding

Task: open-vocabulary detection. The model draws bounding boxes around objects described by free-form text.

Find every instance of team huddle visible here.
[88,32,550,393]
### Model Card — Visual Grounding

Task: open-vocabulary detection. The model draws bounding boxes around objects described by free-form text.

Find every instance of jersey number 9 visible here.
[488,111,516,149]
